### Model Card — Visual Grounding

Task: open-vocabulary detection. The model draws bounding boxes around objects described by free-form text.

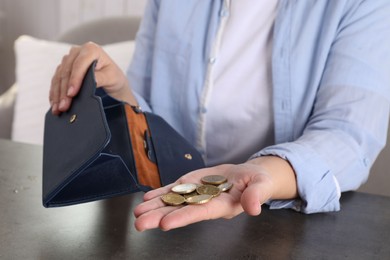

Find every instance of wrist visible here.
[107,80,138,106]
[246,155,298,200]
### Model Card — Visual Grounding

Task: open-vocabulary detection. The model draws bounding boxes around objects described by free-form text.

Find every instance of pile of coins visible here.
[161,175,233,206]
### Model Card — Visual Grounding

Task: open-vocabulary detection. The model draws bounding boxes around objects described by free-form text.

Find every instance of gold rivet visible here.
[184,154,192,160]
[69,114,77,123]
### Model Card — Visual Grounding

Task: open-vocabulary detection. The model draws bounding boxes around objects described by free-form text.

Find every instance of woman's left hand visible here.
[133,162,277,231]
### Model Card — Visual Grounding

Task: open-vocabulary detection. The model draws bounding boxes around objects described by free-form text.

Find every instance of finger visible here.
[133,194,168,218]
[143,181,189,201]
[59,56,72,99]
[135,174,204,217]
[141,170,209,202]
[49,65,62,115]
[134,205,182,232]
[159,193,242,231]
[68,42,103,96]
[135,166,235,219]
[133,181,185,219]
[240,174,273,216]
[58,47,80,112]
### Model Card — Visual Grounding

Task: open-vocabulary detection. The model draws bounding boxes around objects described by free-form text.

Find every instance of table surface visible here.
[0,138,389,260]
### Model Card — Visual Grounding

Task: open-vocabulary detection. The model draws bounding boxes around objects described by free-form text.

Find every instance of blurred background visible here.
[0,0,147,95]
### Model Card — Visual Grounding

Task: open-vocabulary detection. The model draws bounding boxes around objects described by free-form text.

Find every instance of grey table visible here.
[0,139,389,260]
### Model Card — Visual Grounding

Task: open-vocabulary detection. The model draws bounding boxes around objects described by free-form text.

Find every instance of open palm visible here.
[133,163,275,231]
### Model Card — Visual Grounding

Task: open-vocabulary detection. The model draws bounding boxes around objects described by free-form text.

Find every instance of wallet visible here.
[42,61,205,207]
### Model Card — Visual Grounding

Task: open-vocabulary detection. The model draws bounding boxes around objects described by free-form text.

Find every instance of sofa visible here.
[0,16,140,143]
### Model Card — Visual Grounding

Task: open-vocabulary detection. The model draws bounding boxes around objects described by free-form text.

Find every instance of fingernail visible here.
[59,99,66,110]
[52,103,58,113]
[67,86,74,96]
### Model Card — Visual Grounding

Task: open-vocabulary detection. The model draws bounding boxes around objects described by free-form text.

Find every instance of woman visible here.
[49,0,390,231]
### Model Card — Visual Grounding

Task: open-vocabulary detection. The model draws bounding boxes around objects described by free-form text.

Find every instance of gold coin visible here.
[185,194,213,205]
[183,191,199,199]
[218,182,233,192]
[196,184,221,197]
[201,175,227,185]
[161,193,185,206]
[171,183,197,194]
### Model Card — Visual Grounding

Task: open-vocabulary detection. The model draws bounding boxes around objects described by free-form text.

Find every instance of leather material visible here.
[145,112,205,185]
[42,61,205,207]
[124,105,161,189]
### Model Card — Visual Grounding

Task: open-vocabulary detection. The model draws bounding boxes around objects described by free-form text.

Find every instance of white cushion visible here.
[0,84,18,139]
[12,35,135,145]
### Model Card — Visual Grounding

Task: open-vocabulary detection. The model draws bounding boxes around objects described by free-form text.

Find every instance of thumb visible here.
[240,174,273,216]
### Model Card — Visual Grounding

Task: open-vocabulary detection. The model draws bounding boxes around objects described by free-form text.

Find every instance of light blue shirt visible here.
[127,0,390,213]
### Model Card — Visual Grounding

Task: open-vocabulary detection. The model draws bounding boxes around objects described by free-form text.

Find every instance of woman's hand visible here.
[49,42,137,115]
[133,156,298,231]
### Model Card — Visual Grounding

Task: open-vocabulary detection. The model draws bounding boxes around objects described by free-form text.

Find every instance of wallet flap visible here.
[42,61,111,203]
[144,112,205,185]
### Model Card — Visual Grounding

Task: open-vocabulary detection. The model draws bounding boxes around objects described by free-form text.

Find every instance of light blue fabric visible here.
[127,0,390,213]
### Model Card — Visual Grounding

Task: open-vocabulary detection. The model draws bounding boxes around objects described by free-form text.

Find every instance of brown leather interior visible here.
[124,105,161,189]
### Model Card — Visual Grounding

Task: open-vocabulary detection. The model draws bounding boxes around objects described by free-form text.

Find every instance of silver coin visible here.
[218,182,233,192]
[171,183,197,194]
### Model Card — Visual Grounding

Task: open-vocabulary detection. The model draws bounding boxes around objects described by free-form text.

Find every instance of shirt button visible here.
[208,57,216,64]
[363,158,369,167]
[220,9,230,17]
[201,107,207,114]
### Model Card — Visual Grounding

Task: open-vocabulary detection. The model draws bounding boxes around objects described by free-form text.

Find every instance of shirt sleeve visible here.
[252,1,390,214]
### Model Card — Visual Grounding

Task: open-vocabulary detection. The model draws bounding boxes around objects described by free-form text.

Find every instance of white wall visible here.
[0,0,147,94]
[58,0,147,36]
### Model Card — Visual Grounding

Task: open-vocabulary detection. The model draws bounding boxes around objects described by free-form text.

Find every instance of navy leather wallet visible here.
[42,61,204,207]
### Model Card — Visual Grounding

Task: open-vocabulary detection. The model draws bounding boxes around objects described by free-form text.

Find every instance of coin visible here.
[161,176,232,206]
[171,183,197,194]
[218,182,233,192]
[196,184,221,197]
[183,191,199,199]
[185,194,213,205]
[161,193,186,206]
[201,175,227,185]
